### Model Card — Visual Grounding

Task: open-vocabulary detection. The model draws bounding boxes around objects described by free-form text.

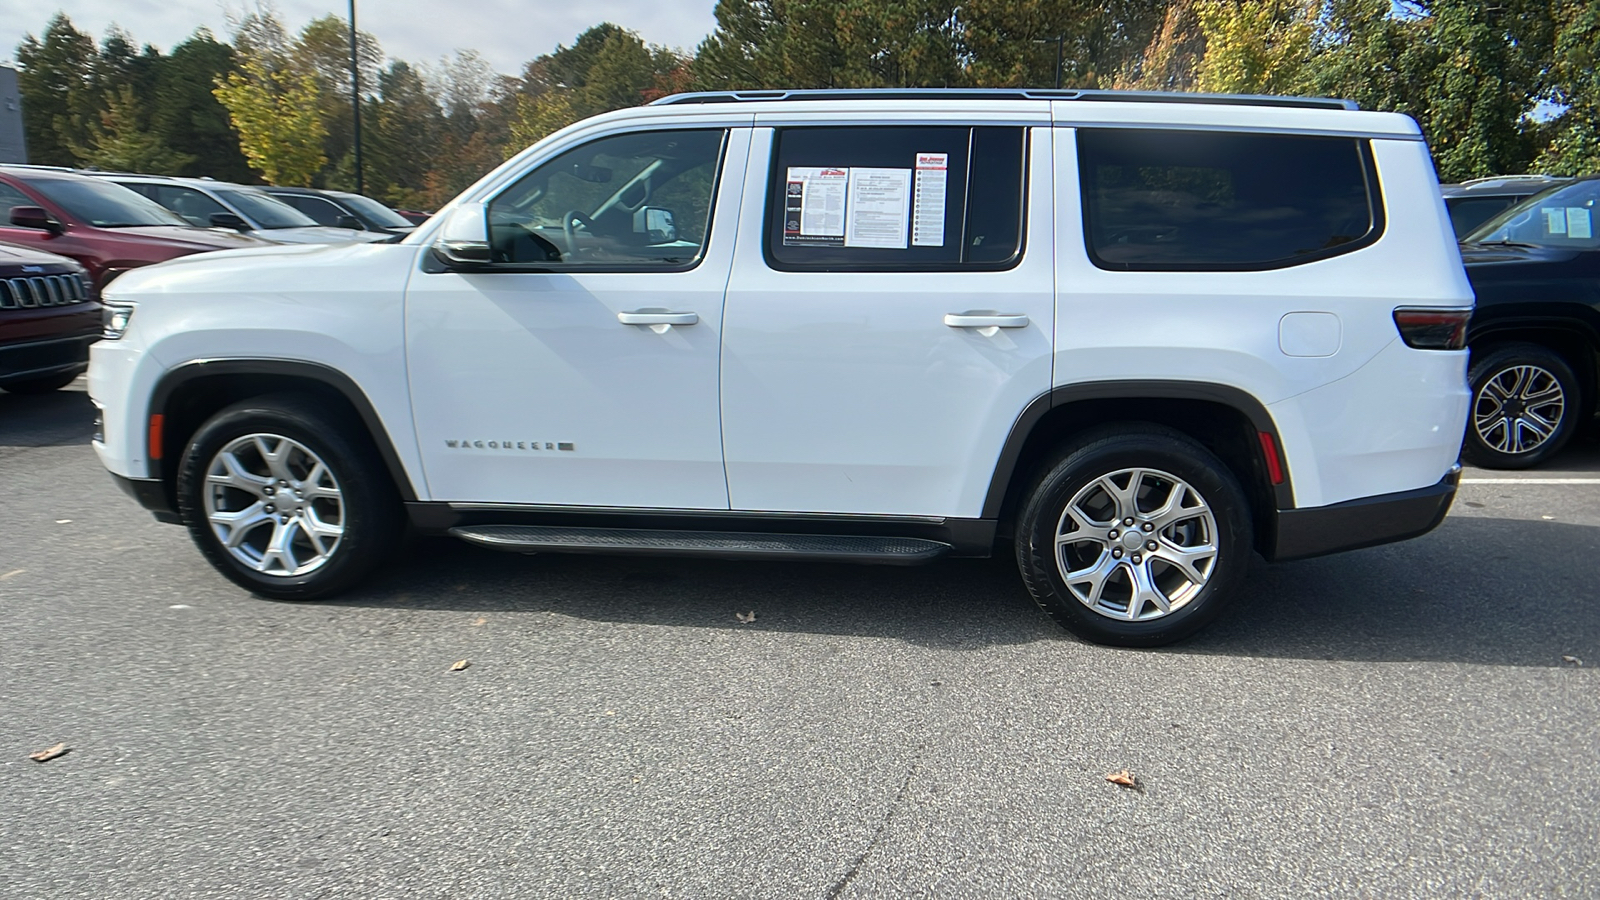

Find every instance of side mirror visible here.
[431,202,492,266]
[9,206,61,234]
[633,206,677,243]
[209,212,250,231]
[335,214,364,230]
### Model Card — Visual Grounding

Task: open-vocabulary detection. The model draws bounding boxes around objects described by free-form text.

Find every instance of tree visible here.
[291,15,384,188]
[1193,0,1316,95]
[151,30,254,181]
[1113,0,1205,90]
[365,61,447,205]
[213,54,327,185]
[68,84,195,173]
[1534,0,1600,175]
[14,13,98,165]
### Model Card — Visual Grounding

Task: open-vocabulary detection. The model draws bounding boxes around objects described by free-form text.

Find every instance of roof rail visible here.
[650,88,1358,111]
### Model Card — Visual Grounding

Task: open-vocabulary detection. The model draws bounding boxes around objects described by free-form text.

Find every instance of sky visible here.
[0,0,722,76]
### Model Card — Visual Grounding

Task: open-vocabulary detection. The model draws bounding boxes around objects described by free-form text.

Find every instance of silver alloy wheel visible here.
[1474,364,1566,455]
[1054,467,1219,621]
[204,433,345,576]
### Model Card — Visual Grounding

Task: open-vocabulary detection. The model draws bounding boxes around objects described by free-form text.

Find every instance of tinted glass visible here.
[1445,196,1521,239]
[0,181,33,211]
[489,128,725,267]
[336,193,412,228]
[767,126,1025,270]
[216,189,319,229]
[154,186,230,227]
[280,194,345,226]
[29,178,187,228]
[1078,129,1380,271]
[1465,179,1600,250]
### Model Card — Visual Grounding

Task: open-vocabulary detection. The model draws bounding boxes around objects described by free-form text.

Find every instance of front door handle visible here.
[618,309,699,332]
[944,313,1029,335]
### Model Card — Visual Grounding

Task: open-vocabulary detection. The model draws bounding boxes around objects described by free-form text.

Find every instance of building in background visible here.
[0,65,26,164]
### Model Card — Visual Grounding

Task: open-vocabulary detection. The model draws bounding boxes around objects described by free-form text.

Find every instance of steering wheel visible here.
[562,210,597,258]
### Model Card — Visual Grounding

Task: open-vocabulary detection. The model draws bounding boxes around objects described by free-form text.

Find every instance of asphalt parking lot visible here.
[3,380,1597,898]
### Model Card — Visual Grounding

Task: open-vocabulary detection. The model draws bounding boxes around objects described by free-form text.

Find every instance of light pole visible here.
[1033,35,1065,90]
[348,0,363,195]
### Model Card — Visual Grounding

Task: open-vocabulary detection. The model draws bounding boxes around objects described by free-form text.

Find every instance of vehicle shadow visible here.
[336,514,1597,666]
[0,379,95,448]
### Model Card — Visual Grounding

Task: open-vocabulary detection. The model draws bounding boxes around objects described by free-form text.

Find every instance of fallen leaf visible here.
[0,569,23,581]
[1541,515,1555,520]
[471,617,487,627]
[735,611,756,624]
[1105,769,1140,789]
[449,659,470,672]
[29,743,69,762]
[55,519,72,524]
[1563,655,1583,667]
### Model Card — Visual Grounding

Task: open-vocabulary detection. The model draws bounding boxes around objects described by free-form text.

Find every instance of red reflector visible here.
[148,414,164,460]
[1393,307,1471,350]
[1258,431,1284,485]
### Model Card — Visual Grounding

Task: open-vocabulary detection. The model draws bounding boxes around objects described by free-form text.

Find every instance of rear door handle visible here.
[618,309,699,331]
[944,313,1029,330]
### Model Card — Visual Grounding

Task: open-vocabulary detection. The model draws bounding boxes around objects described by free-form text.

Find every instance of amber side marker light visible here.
[148,414,164,460]
[1393,307,1471,350]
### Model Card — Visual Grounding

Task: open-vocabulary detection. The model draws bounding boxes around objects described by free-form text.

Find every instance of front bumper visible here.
[1269,467,1459,562]
[109,473,182,525]
[0,332,98,383]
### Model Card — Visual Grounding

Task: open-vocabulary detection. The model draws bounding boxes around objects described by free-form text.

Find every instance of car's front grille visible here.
[0,274,91,310]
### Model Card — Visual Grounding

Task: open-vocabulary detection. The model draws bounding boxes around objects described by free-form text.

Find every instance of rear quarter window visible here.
[1077,129,1383,271]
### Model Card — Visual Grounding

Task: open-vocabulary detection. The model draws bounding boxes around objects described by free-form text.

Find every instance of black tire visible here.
[176,393,402,600]
[1462,343,1582,470]
[1015,425,1252,647]
[0,369,81,394]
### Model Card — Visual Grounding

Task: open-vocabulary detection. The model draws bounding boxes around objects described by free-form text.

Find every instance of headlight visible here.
[102,302,136,339]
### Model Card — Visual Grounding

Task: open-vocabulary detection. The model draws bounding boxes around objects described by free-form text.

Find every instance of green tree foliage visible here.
[150,31,254,181]
[1535,1,1600,175]
[1193,0,1315,95]
[290,15,384,188]
[67,83,195,173]
[213,54,327,185]
[15,14,98,164]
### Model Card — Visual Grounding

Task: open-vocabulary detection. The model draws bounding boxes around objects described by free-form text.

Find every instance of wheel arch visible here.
[984,381,1292,556]
[1467,318,1600,415]
[148,359,418,514]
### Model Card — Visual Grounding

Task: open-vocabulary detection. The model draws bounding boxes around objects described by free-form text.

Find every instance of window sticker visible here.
[844,167,912,249]
[912,152,949,247]
[1567,207,1592,240]
[1544,208,1567,234]
[783,167,848,246]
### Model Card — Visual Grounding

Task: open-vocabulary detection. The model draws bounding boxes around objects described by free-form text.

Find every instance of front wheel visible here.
[176,394,402,600]
[1015,426,1253,647]
[1462,343,1581,469]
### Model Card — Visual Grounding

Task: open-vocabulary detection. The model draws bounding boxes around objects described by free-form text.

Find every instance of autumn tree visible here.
[68,84,195,173]
[213,54,327,185]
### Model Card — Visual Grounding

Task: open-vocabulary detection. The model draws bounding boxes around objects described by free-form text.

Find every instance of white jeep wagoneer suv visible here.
[90,89,1472,646]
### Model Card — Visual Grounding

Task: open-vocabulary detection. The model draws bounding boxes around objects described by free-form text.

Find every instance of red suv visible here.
[0,166,267,289]
[0,241,100,394]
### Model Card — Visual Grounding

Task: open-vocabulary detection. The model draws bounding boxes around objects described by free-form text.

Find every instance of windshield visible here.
[29,178,189,228]
[1464,179,1600,249]
[337,193,412,228]
[216,188,319,229]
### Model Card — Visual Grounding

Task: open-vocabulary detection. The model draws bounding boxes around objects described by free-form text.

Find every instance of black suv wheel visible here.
[1463,343,1582,469]
[1015,425,1252,647]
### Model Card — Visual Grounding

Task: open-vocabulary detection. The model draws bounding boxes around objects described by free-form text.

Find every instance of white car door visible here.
[720,121,1055,517]
[406,127,750,509]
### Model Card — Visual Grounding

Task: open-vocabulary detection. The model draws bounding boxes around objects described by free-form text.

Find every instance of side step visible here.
[449,524,949,566]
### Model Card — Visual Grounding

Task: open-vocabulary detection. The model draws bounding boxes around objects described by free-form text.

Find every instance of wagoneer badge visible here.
[445,439,575,451]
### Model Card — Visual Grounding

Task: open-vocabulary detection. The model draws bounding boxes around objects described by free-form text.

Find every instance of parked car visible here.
[261,186,416,236]
[0,166,269,289]
[89,89,1471,647]
[0,241,100,394]
[1458,175,1600,468]
[1442,175,1572,239]
[88,174,389,245]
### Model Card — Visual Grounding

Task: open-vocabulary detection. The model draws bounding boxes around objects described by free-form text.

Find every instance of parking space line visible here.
[1461,478,1600,484]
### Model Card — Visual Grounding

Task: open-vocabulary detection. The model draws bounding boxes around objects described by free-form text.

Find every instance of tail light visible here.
[1393,307,1471,350]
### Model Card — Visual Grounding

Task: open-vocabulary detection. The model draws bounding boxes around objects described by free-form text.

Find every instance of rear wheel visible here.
[1463,343,1581,469]
[1015,426,1252,647]
[177,394,401,600]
